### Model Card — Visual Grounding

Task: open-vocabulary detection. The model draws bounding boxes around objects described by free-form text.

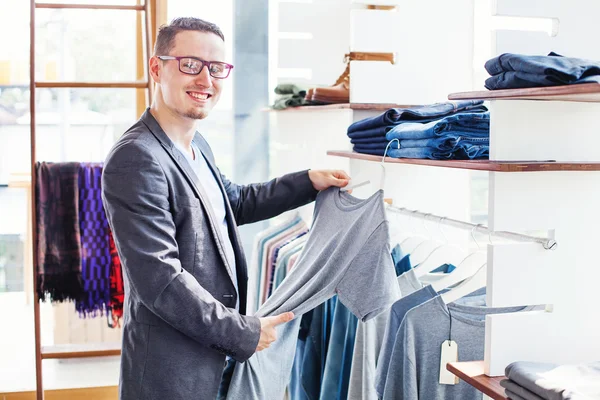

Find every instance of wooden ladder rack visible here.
[29,2,154,399]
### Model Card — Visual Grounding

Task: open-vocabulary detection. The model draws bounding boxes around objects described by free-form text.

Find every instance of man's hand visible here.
[256,312,294,352]
[308,170,351,191]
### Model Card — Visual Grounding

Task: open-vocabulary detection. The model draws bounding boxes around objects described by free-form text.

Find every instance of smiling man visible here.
[101,17,350,400]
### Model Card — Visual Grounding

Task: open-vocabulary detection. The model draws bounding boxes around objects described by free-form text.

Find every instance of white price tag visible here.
[439,340,460,385]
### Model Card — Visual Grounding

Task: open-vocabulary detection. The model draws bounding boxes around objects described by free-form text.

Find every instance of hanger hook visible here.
[422,213,432,237]
[381,139,400,164]
[438,216,448,243]
[470,224,481,250]
[410,209,419,234]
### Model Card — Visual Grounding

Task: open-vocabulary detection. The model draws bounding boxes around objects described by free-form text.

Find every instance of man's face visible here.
[158,30,226,120]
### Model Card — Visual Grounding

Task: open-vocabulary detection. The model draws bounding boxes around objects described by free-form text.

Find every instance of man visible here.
[102,17,350,400]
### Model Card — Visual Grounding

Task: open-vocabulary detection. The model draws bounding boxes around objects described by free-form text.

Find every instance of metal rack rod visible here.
[386,205,558,250]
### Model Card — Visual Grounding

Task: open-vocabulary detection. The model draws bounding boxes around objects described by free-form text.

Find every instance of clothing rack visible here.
[385,205,558,251]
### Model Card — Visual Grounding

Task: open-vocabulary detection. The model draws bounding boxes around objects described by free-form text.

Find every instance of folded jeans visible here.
[347,126,390,140]
[350,136,391,145]
[353,143,489,160]
[485,52,600,82]
[399,136,489,151]
[347,101,487,133]
[485,70,600,90]
[386,112,490,141]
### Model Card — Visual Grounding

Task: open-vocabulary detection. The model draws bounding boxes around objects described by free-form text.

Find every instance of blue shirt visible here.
[175,141,239,310]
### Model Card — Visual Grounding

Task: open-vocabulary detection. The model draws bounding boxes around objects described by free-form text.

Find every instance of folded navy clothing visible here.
[485,52,600,90]
[347,101,487,134]
[353,142,393,151]
[486,71,600,90]
[505,361,600,400]
[347,126,391,140]
[350,136,391,145]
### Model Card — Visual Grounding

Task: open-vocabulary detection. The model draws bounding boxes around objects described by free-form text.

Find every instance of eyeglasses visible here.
[157,56,234,79]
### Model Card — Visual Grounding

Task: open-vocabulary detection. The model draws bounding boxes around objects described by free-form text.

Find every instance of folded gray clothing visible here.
[272,94,309,110]
[274,83,306,96]
[505,361,600,400]
[501,379,545,400]
[506,389,533,400]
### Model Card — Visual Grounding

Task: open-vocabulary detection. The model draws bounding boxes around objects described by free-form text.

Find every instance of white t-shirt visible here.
[175,141,238,309]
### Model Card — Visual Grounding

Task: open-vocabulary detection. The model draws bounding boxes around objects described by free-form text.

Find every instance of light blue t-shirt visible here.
[175,141,238,309]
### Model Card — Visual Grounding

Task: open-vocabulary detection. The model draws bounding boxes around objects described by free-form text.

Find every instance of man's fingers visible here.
[333,177,350,188]
[333,170,351,180]
[267,312,294,326]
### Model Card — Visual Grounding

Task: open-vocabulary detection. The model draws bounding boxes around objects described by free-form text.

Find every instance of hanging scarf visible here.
[108,228,125,327]
[35,162,83,302]
[76,163,110,317]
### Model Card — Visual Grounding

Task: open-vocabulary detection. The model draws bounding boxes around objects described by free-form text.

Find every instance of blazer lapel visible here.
[140,109,237,285]
[192,135,248,272]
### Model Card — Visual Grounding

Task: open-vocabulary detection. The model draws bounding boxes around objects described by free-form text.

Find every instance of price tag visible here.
[439,340,460,385]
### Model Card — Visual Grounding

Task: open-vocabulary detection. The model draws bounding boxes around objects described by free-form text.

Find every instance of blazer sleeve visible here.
[101,140,261,362]
[221,170,319,226]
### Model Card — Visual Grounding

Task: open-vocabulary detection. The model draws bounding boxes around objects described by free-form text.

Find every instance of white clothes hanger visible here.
[413,217,467,278]
[378,139,399,192]
[435,228,491,303]
[396,210,429,254]
[343,139,399,194]
[440,262,487,304]
[340,179,370,192]
[431,252,486,293]
[404,213,445,264]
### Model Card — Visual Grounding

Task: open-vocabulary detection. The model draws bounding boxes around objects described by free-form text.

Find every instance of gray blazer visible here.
[102,109,318,400]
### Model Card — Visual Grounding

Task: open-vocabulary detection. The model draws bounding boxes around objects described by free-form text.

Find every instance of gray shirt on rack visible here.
[225,187,401,400]
[382,296,535,400]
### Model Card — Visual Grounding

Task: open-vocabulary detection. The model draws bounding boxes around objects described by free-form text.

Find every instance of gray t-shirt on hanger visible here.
[382,296,535,400]
[225,187,401,400]
[347,267,422,400]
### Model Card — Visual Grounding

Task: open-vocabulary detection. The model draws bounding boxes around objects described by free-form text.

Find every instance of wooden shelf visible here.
[327,150,600,172]
[449,83,600,102]
[447,361,507,400]
[41,343,121,359]
[264,103,414,112]
[35,81,148,89]
[36,3,145,10]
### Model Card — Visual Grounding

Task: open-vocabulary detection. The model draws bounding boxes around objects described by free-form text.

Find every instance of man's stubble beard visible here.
[181,108,209,120]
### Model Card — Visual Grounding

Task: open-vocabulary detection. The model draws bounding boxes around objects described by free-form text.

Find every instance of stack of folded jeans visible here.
[485,52,600,90]
[348,100,490,160]
[500,361,600,400]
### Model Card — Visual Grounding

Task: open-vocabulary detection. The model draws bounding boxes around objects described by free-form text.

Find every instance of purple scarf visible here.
[77,163,110,317]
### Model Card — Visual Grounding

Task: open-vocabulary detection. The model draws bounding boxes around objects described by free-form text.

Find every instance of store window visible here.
[0,0,140,392]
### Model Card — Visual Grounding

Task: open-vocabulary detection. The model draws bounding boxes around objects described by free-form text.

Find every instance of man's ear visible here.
[149,56,161,84]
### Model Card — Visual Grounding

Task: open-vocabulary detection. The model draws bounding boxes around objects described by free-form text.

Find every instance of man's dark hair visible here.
[154,17,224,56]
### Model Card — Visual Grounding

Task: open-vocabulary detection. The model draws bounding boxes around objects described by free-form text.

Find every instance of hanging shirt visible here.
[225,187,401,399]
[248,215,303,314]
[381,297,536,400]
[174,141,238,309]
